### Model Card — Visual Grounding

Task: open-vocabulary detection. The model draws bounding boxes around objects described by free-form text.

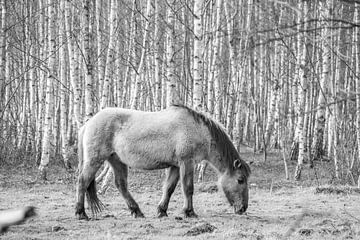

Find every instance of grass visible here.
[0,149,360,239]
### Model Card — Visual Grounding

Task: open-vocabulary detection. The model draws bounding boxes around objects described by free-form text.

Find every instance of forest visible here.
[1,0,360,239]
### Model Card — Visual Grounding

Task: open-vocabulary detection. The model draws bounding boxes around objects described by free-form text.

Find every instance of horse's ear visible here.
[233,159,241,169]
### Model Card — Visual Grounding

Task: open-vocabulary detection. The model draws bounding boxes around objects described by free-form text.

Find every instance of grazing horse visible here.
[75,105,251,220]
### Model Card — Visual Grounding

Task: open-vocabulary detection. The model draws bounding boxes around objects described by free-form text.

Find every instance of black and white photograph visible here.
[0,0,360,239]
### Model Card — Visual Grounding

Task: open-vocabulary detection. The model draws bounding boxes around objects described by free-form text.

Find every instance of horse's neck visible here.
[207,147,228,174]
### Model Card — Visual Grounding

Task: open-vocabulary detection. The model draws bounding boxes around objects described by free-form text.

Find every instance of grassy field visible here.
[1,149,359,239]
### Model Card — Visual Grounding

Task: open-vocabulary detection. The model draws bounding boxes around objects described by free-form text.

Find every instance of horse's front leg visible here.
[157,166,180,217]
[179,161,197,218]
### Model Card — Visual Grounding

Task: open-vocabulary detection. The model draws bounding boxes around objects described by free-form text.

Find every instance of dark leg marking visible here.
[108,154,145,218]
[157,166,180,218]
[179,161,197,218]
[75,160,102,220]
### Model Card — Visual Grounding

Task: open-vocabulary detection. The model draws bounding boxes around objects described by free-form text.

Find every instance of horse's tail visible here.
[77,125,105,215]
[86,179,105,215]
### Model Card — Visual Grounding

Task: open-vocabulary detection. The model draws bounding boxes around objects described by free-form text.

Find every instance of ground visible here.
[0,150,360,240]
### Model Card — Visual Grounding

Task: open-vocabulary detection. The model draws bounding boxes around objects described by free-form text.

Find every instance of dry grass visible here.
[1,150,360,239]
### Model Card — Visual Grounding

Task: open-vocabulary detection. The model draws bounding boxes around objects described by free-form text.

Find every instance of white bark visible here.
[210,0,223,120]
[131,0,152,109]
[60,0,70,169]
[355,3,360,186]
[100,0,118,109]
[193,0,204,110]
[65,0,82,128]
[154,0,162,111]
[166,2,179,107]
[311,0,331,163]
[294,0,308,181]
[83,0,94,121]
[0,0,6,120]
[39,0,57,179]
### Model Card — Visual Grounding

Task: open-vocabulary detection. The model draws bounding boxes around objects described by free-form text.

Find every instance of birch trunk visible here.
[65,0,82,128]
[35,0,47,165]
[59,0,70,169]
[27,3,36,152]
[100,0,118,109]
[83,0,94,121]
[39,0,57,179]
[211,0,223,121]
[206,3,214,114]
[263,6,283,150]
[355,2,360,187]
[294,0,309,181]
[193,0,204,110]
[0,0,6,124]
[154,0,162,111]
[121,1,137,108]
[166,2,179,107]
[224,0,238,134]
[311,0,330,164]
[96,0,106,99]
[131,0,152,110]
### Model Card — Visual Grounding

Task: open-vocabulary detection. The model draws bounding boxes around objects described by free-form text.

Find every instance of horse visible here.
[75,104,251,220]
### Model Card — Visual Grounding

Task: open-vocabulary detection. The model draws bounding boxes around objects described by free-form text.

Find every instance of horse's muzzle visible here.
[234,205,247,215]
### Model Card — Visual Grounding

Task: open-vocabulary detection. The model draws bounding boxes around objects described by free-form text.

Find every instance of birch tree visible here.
[193,0,204,110]
[355,2,360,187]
[96,0,105,99]
[100,0,118,109]
[131,0,152,110]
[59,0,70,169]
[39,0,57,179]
[0,0,6,124]
[65,0,82,128]
[154,0,163,111]
[224,0,238,135]
[311,0,331,165]
[166,1,179,107]
[263,5,283,150]
[82,0,94,121]
[209,0,223,121]
[293,0,309,181]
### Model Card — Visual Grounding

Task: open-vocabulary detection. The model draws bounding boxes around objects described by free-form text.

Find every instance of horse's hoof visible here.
[131,209,145,218]
[134,212,145,218]
[182,209,198,218]
[76,212,89,221]
[157,210,168,218]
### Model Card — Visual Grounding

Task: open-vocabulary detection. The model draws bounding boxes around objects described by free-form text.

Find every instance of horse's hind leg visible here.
[75,160,102,220]
[179,160,197,218]
[108,154,144,218]
[157,166,180,217]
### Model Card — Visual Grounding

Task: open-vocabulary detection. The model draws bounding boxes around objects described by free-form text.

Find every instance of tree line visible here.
[0,0,359,186]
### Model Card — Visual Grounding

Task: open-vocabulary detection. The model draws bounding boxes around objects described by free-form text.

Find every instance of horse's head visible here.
[219,159,249,215]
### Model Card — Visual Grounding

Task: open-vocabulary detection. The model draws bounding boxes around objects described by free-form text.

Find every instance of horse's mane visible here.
[172,104,251,178]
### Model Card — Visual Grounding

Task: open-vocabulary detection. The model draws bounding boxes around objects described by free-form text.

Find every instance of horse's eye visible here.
[237,178,245,184]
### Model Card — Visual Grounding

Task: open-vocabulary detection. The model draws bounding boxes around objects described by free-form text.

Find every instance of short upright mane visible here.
[172,104,251,177]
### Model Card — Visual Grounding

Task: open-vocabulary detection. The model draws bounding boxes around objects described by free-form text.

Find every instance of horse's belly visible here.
[121,155,176,170]
[116,143,177,170]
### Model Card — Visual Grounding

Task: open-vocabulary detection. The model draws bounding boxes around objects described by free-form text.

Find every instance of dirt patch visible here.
[315,186,360,195]
[185,222,216,236]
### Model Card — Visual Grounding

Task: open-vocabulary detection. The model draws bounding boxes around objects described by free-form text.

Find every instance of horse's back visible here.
[82,107,211,169]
